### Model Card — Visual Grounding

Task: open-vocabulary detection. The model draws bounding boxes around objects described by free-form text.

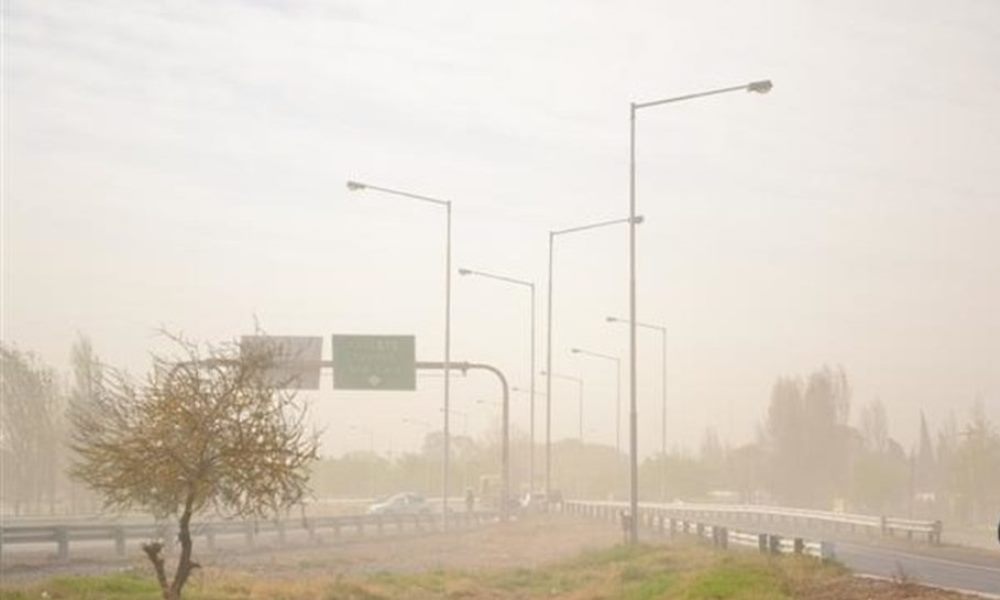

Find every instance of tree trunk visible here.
[141,542,170,600]
[168,495,197,600]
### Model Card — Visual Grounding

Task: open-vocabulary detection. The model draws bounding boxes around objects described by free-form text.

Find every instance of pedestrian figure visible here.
[620,509,632,545]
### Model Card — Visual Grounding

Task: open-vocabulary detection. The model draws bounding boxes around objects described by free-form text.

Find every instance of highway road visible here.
[836,541,1000,597]
[641,512,1000,597]
[609,505,1000,597]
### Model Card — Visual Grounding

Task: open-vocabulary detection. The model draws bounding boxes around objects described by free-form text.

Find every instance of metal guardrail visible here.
[562,500,942,544]
[562,500,835,560]
[0,510,497,562]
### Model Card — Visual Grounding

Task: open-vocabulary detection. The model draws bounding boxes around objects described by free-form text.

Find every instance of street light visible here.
[546,215,642,501]
[458,267,537,491]
[570,347,622,454]
[539,370,584,442]
[625,79,772,544]
[346,179,454,528]
[606,317,666,475]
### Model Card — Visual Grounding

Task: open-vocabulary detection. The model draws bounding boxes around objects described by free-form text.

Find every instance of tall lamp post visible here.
[625,79,772,544]
[570,348,622,454]
[458,268,536,491]
[546,216,641,500]
[346,180,454,528]
[606,317,665,487]
[540,370,584,442]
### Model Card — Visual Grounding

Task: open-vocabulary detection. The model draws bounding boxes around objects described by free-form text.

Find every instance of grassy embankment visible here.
[1,544,966,599]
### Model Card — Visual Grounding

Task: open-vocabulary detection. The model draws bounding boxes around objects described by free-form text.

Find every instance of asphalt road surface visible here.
[835,541,1000,597]
[625,511,1000,597]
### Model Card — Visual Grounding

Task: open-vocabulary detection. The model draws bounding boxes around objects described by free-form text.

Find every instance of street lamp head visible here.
[747,80,773,94]
[570,348,581,354]
[346,180,367,191]
[605,316,619,323]
[632,215,645,225]
[458,268,471,276]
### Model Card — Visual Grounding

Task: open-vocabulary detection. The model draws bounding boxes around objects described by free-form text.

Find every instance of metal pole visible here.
[529,283,536,492]
[546,217,633,502]
[627,103,639,544]
[604,318,665,495]
[443,202,452,527]
[455,268,534,494]
[617,355,624,500]
[416,360,510,523]
[501,370,509,522]
[345,181,458,526]
[545,232,554,501]
[616,356,622,456]
[661,327,667,500]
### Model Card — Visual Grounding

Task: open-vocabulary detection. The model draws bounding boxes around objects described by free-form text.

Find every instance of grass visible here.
[685,560,786,599]
[4,544,948,600]
[0,573,161,600]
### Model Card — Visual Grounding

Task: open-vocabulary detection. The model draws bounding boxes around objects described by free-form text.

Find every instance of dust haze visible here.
[2,0,999,579]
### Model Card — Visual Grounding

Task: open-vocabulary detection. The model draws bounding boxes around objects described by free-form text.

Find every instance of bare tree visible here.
[69,335,318,600]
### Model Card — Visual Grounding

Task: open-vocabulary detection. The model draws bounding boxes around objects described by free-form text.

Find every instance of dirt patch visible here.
[205,514,623,577]
[0,514,621,585]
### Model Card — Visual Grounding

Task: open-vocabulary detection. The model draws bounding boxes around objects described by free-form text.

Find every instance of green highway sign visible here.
[332,335,416,391]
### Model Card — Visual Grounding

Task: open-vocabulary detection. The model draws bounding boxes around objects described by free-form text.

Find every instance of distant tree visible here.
[69,335,102,409]
[726,442,767,504]
[67,335,104,511]
[944,401,1000,523]
[765,376,805,504]
[859,399,888,453]
[0,344,63,514]
[764,366,851,508]
[935,412,959,488]
[70,336,318,600]
[640,451,716,502]
[700,427,724,464]
[915,411,935,491]
[851,401,908,512]
[698,427,726,490]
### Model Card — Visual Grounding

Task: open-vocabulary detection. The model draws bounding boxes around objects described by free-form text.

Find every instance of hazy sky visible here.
[2,0,998,458]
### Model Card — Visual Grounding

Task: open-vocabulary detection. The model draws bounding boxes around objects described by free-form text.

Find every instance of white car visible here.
[367,492,431,515]
[520,491,548,512]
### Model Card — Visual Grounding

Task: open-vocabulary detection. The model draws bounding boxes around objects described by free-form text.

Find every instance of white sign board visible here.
[240,335,323,390]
